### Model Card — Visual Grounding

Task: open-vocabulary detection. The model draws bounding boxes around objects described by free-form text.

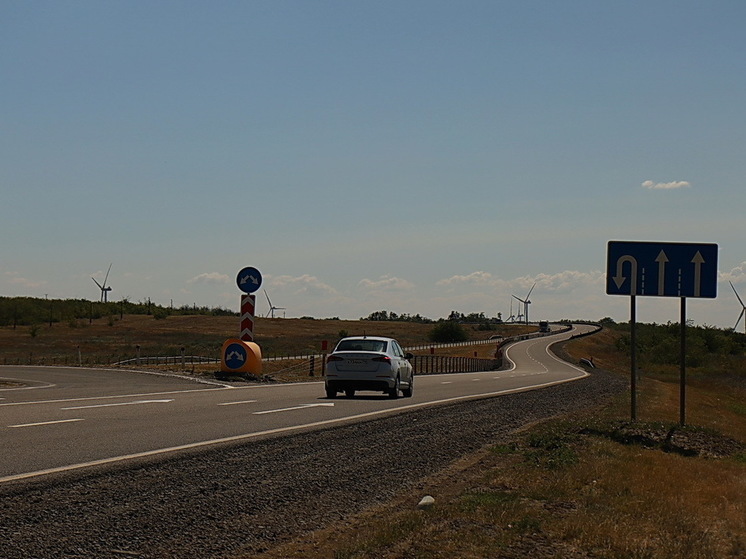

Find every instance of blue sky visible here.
[2,1,745,329]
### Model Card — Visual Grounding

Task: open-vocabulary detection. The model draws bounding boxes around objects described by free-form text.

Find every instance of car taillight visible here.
[372,356,391,363]
[327,355,344,363]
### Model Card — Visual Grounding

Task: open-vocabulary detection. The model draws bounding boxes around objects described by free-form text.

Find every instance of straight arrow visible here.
[655,250,669,296]
[691,251,705,297]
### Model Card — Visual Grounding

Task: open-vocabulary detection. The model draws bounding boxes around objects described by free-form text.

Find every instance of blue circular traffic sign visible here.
[224,343,248,370]
[236,267,262,294]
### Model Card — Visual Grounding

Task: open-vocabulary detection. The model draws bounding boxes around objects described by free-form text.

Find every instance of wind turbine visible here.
[512,282,536,325]
[507,299,516,323]
[264,289,286,318]
[730,281,746,334]
[92,264,113,303]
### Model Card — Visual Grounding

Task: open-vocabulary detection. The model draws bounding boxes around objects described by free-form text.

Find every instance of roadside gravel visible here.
[1,363,625,558]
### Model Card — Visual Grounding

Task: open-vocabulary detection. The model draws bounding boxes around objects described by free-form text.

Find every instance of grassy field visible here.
[2,317,744,557]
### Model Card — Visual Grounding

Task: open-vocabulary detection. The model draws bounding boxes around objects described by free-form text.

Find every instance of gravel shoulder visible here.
[1,354,625,558]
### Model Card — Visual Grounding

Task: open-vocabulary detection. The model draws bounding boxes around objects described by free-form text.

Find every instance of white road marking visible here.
[0,388,224,407]
[441,381,452,385]
[253,403,335,415]
[218,399,258,406]
[10,418,84,428]
[61,399,174,410]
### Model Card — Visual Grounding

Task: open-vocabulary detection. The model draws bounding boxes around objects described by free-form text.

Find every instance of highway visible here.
[0,324,594,482]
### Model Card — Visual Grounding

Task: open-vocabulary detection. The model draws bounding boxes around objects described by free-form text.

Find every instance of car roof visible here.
[339,336,395,342]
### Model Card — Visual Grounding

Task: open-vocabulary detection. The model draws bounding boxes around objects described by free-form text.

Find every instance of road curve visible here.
[1,324,594,483]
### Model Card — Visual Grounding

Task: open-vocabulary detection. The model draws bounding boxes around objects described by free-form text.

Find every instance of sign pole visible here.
[630,294,637,421]
[680,297,687,426]
[240,294,256,342]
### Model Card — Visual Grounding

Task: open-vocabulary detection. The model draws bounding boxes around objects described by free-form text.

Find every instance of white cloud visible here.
[358,275,416,291]
[532,270,605,292]
[720,262,746,285]
[187,272,230,285]
[269,274,338,295]
[436,271,497,287]
[3,271,46,290]
[641,180,691,190]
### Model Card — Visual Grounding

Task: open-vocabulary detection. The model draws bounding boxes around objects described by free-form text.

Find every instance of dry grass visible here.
[250,327,746,559]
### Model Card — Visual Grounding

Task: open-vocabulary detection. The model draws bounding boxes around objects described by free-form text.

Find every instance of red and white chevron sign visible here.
[240,294,256,341]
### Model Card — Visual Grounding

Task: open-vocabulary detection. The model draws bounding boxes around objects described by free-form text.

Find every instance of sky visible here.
[2,1,746,329]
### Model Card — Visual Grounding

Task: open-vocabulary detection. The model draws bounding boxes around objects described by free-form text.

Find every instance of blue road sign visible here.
[236,266,262,294]
[606,241,718,298]
[224,342,247,370]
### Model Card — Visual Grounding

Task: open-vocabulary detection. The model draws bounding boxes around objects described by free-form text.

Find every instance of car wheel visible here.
[388,376,400,399]
[402,375,413,398]
[325,387,337,399]
[345,388,355,398]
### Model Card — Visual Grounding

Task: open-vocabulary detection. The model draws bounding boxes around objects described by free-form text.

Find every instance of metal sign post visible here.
[680,297,687,425]
[607,241,718,425]
[630,294,637,421]
[220,266,264,376]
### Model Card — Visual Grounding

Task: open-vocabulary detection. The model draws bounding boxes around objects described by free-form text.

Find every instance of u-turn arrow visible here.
[613,255,638,294]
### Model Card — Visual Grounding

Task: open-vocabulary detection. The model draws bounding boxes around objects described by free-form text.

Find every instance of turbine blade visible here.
[103,264,112,287]
[736,308,746,331]
[525,282,536,300]
[730,282,745,307]
[92,277,103,289]
[264,289,272,307]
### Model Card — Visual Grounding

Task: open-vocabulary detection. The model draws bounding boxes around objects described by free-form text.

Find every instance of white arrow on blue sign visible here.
[236,266,262,294]
[606,241,718,298]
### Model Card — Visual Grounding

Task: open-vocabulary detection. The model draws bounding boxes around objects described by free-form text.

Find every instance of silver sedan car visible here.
[324,336,414,399]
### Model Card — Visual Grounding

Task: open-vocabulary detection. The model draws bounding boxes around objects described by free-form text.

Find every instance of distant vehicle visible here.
[539,321,550,333]
[324,336,414,399]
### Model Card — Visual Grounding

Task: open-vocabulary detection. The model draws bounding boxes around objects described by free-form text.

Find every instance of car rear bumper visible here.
[324,374,395,392]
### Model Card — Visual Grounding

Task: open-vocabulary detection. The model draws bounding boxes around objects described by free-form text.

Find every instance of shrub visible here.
[428,321,468,343]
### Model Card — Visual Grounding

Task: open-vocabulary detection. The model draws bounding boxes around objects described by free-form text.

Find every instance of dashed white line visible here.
[218,400,258,406]
[253,403,335,415]
[61,399,174,410]
[10,418,84,428]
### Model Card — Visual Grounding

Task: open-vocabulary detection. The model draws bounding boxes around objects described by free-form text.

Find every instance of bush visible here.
[428,321,468,343]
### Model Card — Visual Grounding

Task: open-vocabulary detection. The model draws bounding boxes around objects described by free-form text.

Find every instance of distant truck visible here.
[538,321,550,333]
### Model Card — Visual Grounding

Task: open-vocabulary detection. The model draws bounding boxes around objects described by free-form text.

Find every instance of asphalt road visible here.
[0,324,593,482]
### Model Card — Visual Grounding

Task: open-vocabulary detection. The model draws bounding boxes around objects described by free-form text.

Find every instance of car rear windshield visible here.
[336,339,388,352]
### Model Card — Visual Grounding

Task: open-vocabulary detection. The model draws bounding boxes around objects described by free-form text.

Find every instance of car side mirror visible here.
[405,352,414,360]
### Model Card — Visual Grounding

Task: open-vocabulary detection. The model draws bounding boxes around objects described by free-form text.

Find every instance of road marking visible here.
[61,399,173,410]
[218,399,258,406]
[253,403,335,415]
[10,418,84,428]
[441,381,452,385]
